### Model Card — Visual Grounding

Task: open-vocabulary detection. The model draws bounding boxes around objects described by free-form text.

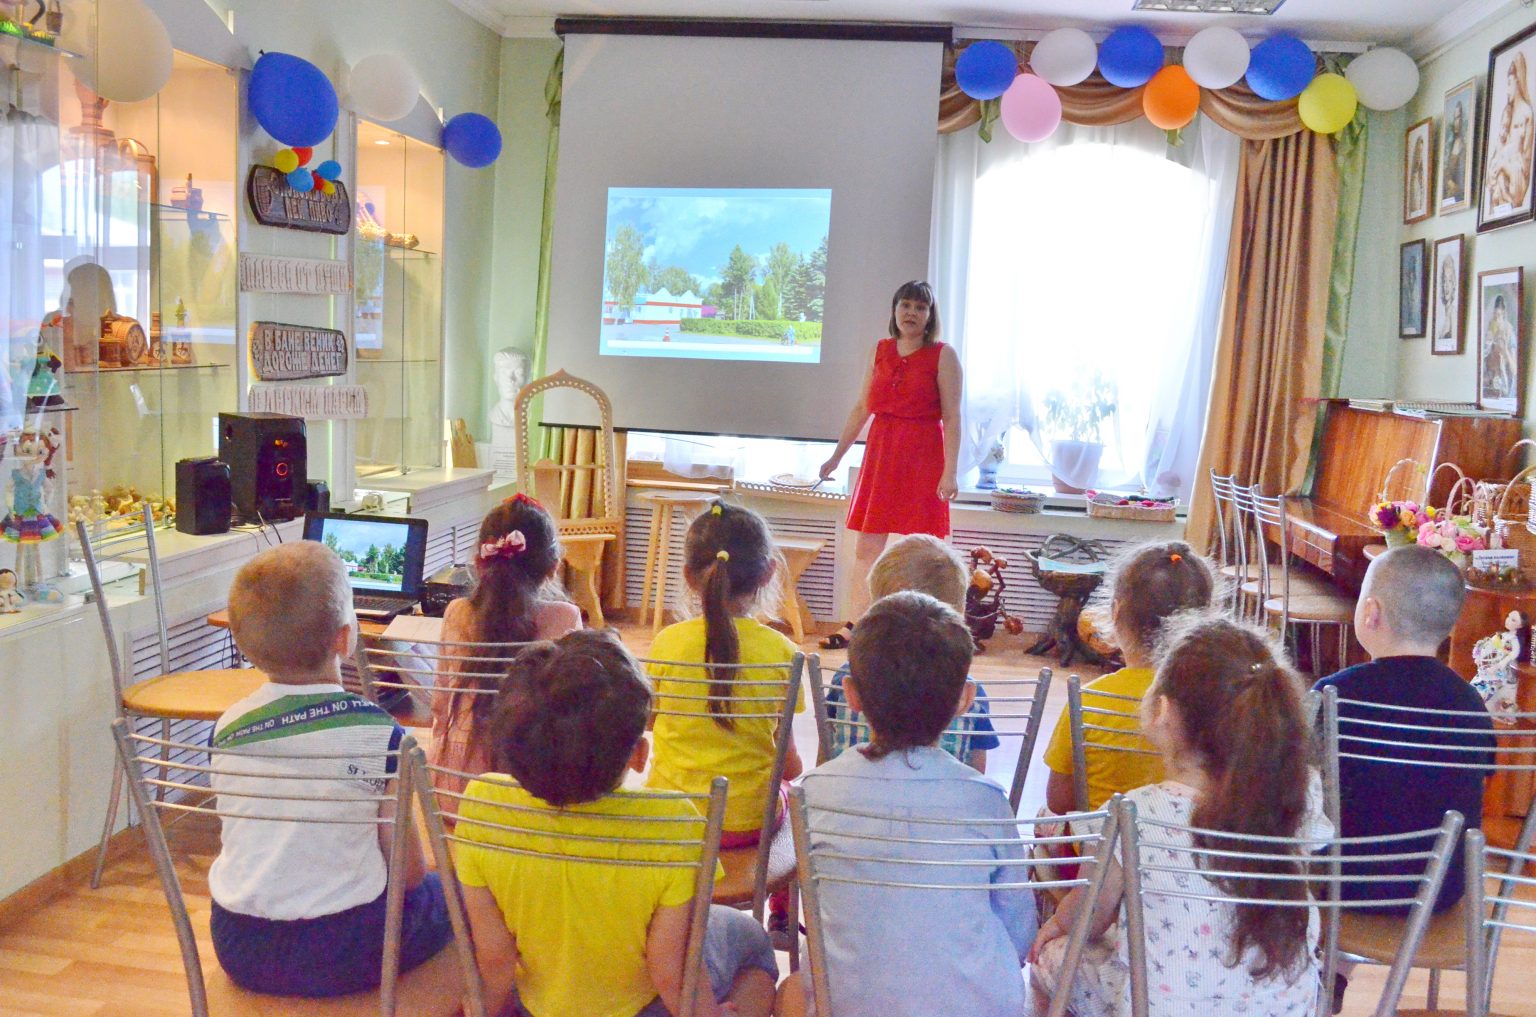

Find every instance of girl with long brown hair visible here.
[1029,615,1332,1017]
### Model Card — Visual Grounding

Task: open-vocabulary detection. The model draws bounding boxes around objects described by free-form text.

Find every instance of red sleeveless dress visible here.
[845,338,949,538]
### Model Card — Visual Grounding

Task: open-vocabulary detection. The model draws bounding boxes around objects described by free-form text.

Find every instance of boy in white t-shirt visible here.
[208,541,452,997]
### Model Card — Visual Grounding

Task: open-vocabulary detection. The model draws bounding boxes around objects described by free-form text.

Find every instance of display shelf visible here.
[86,361,228,374]
[0,28,79,61]
[152,202,230,223]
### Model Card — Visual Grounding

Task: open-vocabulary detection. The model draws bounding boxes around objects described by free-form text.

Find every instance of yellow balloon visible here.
[1299,73,1358,134]
[273,149,299,174]
[322,180,337,196]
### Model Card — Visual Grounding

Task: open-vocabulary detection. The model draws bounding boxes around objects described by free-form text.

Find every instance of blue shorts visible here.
[210,873,454,997]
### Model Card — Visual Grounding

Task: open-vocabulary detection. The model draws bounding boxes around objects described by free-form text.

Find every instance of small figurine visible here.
[1472,608,1528,724]
[171,297,193,365]
[0,567,23,613]
[964,545,1024,651]
[25,346,64,409]
[1,427,64,596]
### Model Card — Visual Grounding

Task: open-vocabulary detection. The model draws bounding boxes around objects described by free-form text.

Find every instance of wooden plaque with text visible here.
[246,166,352,235]
[248,322,349,381]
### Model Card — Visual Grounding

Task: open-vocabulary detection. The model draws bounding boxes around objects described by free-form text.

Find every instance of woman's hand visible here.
[819,457,840,482]
[937,474,959,501]
[1027,913,1067,963]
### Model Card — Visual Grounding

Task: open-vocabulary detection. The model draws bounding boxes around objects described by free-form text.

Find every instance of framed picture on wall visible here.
[1477,267,1523,413]
[1404,118,1436,224]
[1440,79,1478,214]
[1400,239,1428,338]
[1431,235,1465,354]
[1478,22,1536,233]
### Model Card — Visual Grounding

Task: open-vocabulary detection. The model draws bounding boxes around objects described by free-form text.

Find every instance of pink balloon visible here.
[1000,74,1062,143]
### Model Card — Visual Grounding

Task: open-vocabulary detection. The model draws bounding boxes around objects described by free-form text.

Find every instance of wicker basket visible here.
[1495,464,1536,557]
[1085,495,1177,523]
[991,488,1044,514]
[1472,438,1536,526]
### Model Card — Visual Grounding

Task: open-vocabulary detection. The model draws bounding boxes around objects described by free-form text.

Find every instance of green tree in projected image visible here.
[329,540,407,581]
[647,264,703,296]
[606,224,648,309]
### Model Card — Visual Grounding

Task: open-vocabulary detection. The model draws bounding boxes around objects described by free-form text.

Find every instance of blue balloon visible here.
[286,167,315,192]
[314,159,342,182]
[956,41,1017,100]
[442,112,502,169]
[1098,26,1163,88]
[1246,34,1315,101]
[249,51,339,148]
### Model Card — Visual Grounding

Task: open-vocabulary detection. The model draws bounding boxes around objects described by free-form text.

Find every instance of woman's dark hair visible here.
[1149,615,1313,980]
[1109,541,1217,655]
[490,629,651,807]
[848,592,973,760]
[682,500,779,728]
[886,280,941,345]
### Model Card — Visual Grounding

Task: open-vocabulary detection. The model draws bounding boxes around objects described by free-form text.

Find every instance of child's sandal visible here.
[818,622,854,650]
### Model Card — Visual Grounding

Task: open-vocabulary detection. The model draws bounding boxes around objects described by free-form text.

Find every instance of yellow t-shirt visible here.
[1041,667,1164,810]
[454,778,721,1017]
[646,617,801,833]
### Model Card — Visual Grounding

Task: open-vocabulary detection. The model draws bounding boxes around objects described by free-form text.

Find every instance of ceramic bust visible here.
[489,347,531,431]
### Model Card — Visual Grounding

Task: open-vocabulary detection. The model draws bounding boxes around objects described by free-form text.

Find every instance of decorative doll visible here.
[1472,608,1529,724]
[24,347,64,409]
[0,568,22,612]
[1,427,64,596]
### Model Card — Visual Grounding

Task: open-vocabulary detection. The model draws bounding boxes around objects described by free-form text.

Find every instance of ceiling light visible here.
[1132,0,1286,12]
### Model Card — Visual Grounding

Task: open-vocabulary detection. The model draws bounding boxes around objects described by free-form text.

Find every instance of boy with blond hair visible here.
[209,541,451,996]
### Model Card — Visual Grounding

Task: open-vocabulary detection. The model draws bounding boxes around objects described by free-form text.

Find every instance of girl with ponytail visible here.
[1030,616,1332,1017]
[429,494,580,808]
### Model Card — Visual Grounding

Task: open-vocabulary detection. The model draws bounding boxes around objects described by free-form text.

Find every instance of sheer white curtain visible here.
[931,116,1240,500]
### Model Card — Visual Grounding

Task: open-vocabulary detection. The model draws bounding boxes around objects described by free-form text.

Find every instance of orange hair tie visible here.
[1169,553,1183,563]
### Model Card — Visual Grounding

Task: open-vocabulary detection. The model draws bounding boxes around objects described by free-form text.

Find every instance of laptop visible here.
[302,511,429,620]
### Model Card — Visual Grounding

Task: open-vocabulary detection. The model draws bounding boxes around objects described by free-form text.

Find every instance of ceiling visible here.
[450,0,1508,53]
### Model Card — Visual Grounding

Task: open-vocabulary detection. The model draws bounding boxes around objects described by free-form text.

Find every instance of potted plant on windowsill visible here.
[1042,372,1117,495]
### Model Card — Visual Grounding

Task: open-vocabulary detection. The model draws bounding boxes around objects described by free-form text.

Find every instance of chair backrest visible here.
[789,786,1118,1017]
[640,650,805,918]
[1208,470,1237,571]
[1113,795,1464,1017]
[359,638,541,711]
[78,506,169,708]
[513,369,619,525]
[1246,488,1293,618]
[409,748,728,1017]
[109,718,455,1017]
[1462,828,1536,1017]
[806,656,1052,813]
[1066,673,1161,813]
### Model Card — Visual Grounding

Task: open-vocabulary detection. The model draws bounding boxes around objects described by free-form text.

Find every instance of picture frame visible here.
[1431,235,1466,354]
[1404,118,1436,225]
[1478,22,1536,233]
[1440,78,1479,214]
[1400,239,1429,339]
[1477,266,1523,413]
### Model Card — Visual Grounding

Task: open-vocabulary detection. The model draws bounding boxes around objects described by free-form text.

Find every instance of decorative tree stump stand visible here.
[1023,535,1112,667]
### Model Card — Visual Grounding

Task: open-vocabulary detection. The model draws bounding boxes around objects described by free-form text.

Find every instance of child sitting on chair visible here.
[209,542,452,997]
[454,629,777,1017]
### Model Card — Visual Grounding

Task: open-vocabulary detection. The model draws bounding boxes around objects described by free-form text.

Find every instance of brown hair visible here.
[1110,541,1217,655]
[682,500,780,729]
[848,592,973,760]
[868,534,968,612]
[1148,615,1313,980]
[886,280,941,345]
[490,629,651,807]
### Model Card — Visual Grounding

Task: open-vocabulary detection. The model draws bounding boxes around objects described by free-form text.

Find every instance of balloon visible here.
[999,74,1063,143]
[1183,26,1250,89]
[1299,73,1358,134]
[1143,65,1200,130]
[273,149,299,174]
[1030,28,1097,87]
[344,53,422,122]
[286,167,315,192]
[322,181,337,196]
[1246,34,1315,101]
[293,146,314,166]
[311,171,325,189]
[60,0,172,103]
[315,159,342,181]
[442,112,503,168]
[1346,47,1420,111]
[1098,26,1163,89]
[955,41,1018,100]
[249,52,339,147]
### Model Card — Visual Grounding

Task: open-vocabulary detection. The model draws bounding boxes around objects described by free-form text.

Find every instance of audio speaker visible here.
[306,480,330,514]
[174,458,232,535]
[218,412,307,523]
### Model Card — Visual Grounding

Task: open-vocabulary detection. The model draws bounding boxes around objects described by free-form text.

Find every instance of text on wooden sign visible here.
[249,322,349,381]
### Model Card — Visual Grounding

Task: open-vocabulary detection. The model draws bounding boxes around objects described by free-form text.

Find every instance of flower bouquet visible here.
[1416,514,1489,568]
[1371,500,1435,547]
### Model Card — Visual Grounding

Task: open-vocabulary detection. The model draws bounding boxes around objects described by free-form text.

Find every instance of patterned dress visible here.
[2,464,62,543]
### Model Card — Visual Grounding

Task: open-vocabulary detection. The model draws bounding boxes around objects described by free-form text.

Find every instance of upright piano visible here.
[1288,401,1524,589]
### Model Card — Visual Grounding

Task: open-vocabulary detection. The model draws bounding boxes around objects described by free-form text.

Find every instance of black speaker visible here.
[306,480,330,514]
[174,457,232,535]
[218,412,307,524]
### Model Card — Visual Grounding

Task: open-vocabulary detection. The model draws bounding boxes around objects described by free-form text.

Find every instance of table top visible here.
[635,490,718,506]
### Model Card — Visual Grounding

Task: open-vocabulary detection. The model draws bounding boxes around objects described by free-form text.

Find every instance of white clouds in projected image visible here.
[606,188,831,282]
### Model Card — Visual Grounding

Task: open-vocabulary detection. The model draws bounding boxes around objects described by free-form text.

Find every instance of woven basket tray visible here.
[990,488,1044,514]
[1085,496,1177,523]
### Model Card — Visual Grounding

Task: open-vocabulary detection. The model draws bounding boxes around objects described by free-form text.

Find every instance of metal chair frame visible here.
[1249,489,1354,669]
[359,638,542,714]
[1462,829,1536,1017]
[1209,470,1247,617]
[1066,674,1161,813]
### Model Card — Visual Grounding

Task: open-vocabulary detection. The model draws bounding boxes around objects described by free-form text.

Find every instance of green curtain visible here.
[531,48,564,461]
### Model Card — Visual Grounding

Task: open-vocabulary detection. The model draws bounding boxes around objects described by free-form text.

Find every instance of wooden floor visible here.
[5,622,1536,1015]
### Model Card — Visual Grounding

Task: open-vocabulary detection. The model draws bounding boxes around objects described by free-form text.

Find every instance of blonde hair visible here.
[228,542,352,676]
[868,534,968,613]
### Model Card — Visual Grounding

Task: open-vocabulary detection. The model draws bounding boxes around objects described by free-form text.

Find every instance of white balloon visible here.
[344,53,422,123]
[1183,26,1250,90]
[60,0,173,104]
[1346,47,1420,111]
[1030,28,1097,87]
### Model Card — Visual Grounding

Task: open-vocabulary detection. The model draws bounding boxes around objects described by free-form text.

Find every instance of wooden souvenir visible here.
[246,165,352,235]
[248,321,348,381]
[103,315,149,365]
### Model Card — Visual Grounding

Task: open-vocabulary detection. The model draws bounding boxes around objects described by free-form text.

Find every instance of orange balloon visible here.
[1143,65,1200,130]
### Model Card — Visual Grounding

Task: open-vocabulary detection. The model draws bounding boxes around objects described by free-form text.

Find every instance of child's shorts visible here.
[210,873,454,997]
[631,905,778,1016]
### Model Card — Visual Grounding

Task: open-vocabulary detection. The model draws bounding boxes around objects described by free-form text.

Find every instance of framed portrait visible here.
[1478,22,1536,233]
[1404,118,1436,225]
[1440,79,1479,214]
[1477,267,1523,413]
[1400,239,1428,338]
[1431,235,1465,354]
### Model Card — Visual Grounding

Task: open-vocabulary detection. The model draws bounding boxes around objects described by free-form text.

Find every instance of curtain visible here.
[1184,130,1341,553]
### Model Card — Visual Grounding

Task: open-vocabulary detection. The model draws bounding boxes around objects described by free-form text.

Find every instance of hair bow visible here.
[479,530,528,562]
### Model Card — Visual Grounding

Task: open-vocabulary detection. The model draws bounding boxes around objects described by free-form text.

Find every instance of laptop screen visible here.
[302,512,429,597]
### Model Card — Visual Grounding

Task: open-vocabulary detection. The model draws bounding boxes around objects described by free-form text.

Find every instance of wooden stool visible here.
[774,536,826,642]
[562,532,616,627]
[636,491,716,633]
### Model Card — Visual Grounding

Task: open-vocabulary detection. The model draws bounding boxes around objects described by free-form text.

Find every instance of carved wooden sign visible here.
[246,166,353,235]
[249,321,348,381]
[249,384,369,420]
[239,253,352,294]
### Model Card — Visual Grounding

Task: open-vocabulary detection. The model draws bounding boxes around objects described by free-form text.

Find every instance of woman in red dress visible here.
[817,280,962,648]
